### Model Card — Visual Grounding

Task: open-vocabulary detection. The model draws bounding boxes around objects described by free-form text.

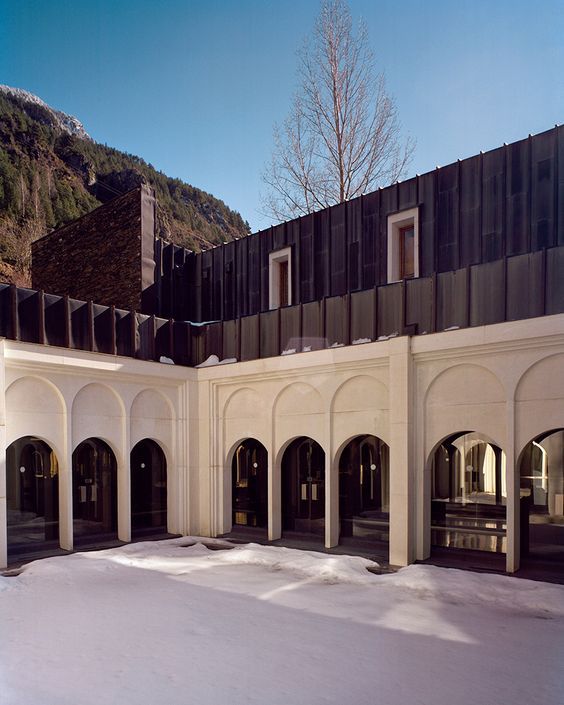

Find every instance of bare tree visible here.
[262,0,414,221]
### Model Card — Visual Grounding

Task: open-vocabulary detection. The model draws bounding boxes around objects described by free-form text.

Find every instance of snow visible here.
[159,356,175,364]
[0,540,562,705]
[352,337,372,345]
[281,348,296,355]
[196,355,238,367]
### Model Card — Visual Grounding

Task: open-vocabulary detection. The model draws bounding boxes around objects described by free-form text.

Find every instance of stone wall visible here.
[32,185,156,311]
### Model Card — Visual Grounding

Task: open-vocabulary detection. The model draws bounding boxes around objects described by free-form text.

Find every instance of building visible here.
[1,125,563,575]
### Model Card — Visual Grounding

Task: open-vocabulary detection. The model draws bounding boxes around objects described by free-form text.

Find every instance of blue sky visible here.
[1,0,562,231]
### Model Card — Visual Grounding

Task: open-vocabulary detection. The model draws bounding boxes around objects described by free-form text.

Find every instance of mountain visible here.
[0,86,251,284]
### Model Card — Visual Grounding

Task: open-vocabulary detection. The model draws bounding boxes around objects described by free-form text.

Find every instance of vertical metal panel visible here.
[115,310,133,357]
[212,246,224,321]
[248,232,261,315]
[459,155,482,266]
[325,295,349,347]
[436,270,469,331]
[405,277,434,334]
[287,219,301,306]
[330,202,347,296]
[558,126,564,245]
[184,253,200,322]
[92,303,113,354]
[17,289,41,343]
[377,282,403,338]
[482,146,505,261]
[272,222,286,251]
[350,289,375,343]
[69,299,90,350]
[222,319,240,361]
[0,285,13,338]
[155,318,172,361]
[379,184,398,284]
[200,249,213,321]
[44,294,66,347]
[189,325,207,366]
[437,163,459,271]
[136,314,154,360]
[418,171,436,277]
[172,320,191,366]
[470,260,505,326]
[506,251,544,321]
[205,322,223,361]
[301,300,326,350]
[506,137,530,255]
[236,236,249,318]
[399,177,417,210]
[314,209,331,299]
[259,228,273,311]
[260,309,279,359]
[280,304,301,353]
[347,198,362,291]
[222,241,236,321]
[531,129,556,250]
[361,191,378,289]
[240,314,260,361]
[546,246,564,314]
[300,214,315,303]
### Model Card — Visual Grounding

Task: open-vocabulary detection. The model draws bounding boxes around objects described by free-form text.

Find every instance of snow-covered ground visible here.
[1,539,563,705]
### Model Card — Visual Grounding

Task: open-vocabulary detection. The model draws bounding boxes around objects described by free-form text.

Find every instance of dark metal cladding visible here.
[236,236,249,319]
[136,314,155,360]
[437,163,459,272]
[377,283,403,338]
[155,318,173,361]
[546,246,564,315]
[259,228,273,312]
[204,321,223,362]
[470,260,505,326]
[172,319,191,366]
[482,146,505,262]
[405,277,434,335]
[92,304,114,355]
[69,299,90,351]
[350,289,376,343]
[0,285,13,339]
[115,310,134,357]
[222,241,237,321]
[460,155,482,267]
[17,289,41,343]
[330,202,347,296]
[212,246,224,321]
[506,137,530,255]
[379,184,398,285]
[558,126,564,246]
[260,309,279,359]
[506,251,545,321]
[222,319,240,361]
[240,314,259,361]
[299,214,315,303]
[346,198,362,292]
[314,208,331,300]
[418,171,436,277]
[325,295,349,347]
[399,177,417,211]
[287,218,300,306]
[531,129,556,250]
[436,269,469,331]
[43,294,67,348]
[248,233,261,315]
[280,305,301,353]
[302,300,325,350]
[361,191,378,289]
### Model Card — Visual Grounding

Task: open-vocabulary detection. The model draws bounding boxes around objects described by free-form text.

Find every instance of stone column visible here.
[59,412,73,552]
[505,399,519,573]
[388,336,414,567]
[325,413,339,548]
[268,438,281,541]
[118,417,131,543]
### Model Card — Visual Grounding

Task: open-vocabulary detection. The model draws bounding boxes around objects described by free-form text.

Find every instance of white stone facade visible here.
[1,313,563,572]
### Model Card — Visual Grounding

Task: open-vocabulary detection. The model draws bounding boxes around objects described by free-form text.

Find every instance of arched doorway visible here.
[282,437,325,537]
[339,435,389,548]
[519,429,564,564]
[131,439,167,536]
[430,432,506,553]
[6,437,59,555]
[72,438,117,545]
[231,439,268,530]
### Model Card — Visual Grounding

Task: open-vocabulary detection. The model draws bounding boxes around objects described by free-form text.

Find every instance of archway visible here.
[131,439,167,536]
[338,435,389,548]
[282,437,325,537]
[519,429,564,564]
[231,439,268,530]
[72,438,117,545]
[6,437,59,555]
[429,432,506,554]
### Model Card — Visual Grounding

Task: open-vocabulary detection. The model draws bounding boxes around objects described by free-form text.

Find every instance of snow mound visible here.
[384,564,564,617]
[217,543,378,585]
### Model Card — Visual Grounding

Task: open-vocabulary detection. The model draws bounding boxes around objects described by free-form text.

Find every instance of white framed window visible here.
[387,207,419,283]
[269,247,292,309]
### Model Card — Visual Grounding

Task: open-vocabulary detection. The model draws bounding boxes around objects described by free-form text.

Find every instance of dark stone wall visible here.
[32,185,156,311]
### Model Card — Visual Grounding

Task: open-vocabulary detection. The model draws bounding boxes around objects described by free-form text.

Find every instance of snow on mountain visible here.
[0,84,91,140]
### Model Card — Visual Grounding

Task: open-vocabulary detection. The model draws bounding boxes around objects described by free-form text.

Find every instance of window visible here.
[269,247,292,309]
[387,207,419,283]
